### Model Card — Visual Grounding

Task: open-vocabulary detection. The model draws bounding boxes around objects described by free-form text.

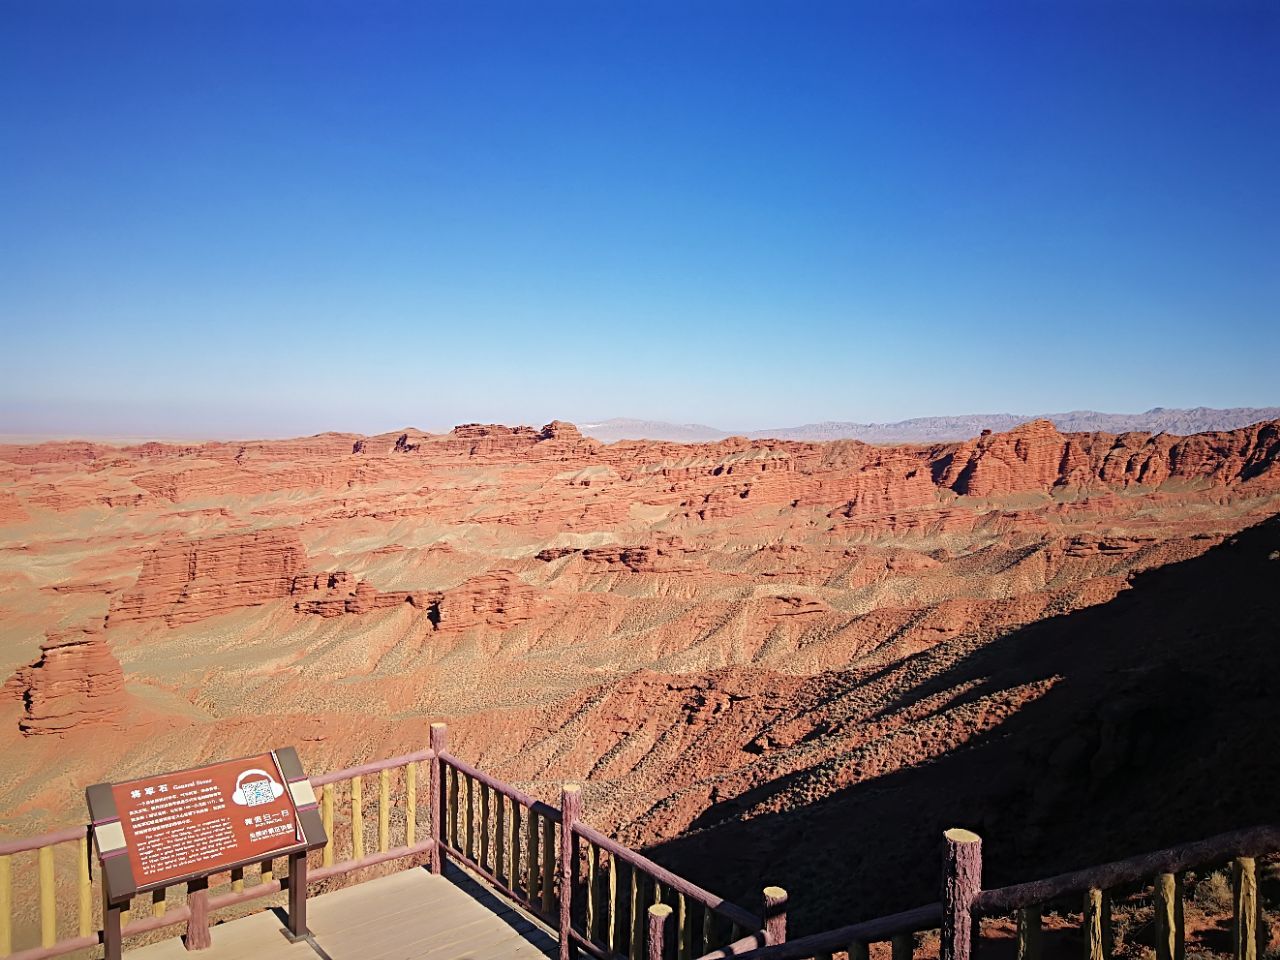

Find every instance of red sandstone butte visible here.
[108,529,311,627]
[5,628,127,735]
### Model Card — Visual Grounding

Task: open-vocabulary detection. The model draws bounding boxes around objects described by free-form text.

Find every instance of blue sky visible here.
[1,0,1277,437]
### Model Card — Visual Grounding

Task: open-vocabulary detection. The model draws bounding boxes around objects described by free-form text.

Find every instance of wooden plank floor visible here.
[128,865,557,960]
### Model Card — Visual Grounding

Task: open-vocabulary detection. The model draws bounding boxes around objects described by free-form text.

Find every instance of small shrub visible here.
[1193,871,1234,915]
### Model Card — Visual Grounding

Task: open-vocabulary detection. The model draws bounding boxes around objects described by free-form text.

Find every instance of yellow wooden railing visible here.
[0,749,432,960]
[0,731,765,960]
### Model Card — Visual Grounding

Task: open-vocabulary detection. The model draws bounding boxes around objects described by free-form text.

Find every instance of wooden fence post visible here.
[1016,906,1042,960]
[941,829,982,960]
[649,903,673,960]
[561,784,582,960]
[763,886,788,944]
[0,853,10,957]
[430,722,448,875]
[38,845,55,948]
[1084,889,1105,960]
[1232,858,1258,960]
[1154,873,1184,960]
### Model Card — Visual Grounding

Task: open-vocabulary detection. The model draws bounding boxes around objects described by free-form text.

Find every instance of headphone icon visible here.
[231,769,286,807]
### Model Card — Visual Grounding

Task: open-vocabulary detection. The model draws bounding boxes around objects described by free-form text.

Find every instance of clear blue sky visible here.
[1,1,1276,438]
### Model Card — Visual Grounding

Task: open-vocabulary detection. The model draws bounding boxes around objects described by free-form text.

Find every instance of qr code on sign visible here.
[241,779,275,806]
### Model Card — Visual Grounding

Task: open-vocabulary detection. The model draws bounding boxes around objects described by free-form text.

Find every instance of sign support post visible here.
[285,851,308,941]
[186,877,212,950]
[102,885,123,960]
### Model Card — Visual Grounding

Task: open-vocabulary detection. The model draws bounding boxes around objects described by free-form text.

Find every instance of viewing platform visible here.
[1,721,1276,960]
[129,865,555,960]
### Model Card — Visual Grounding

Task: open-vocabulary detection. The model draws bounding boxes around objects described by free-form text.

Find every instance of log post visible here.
[0,853,11,957]
[480,783,491,870]
[496,791,507,884]
[1016,906,1042,960]
[561,784,583,960]
[1083,888,1105,960]
[649,903,674,960]
[1232,858,1258,960]
[892,933,914,960]
[941,829,982,960]
[607,857,617,954]
[38,845,55,947]
[78,835,92,938]
[321,784,334,867]
[1154,873,1184,960]
[429,722,448,874]
[1102,891,1114,959]
[763,886,788,944]
[406,762,417,848]
[848,942,870,960]
[528,809,540,904]
[465,774,475,861]
[378,768,391,854]
[630,867,643,960]
[351,775,364,862]
[543,814,556,916]
[587,842,598,941]
[185,877,212,950]
[284,850,309,941]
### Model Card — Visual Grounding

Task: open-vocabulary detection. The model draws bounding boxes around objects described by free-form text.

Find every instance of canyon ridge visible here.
[1,417,1278,930]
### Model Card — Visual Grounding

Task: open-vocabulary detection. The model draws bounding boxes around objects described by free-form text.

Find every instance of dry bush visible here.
[1193,871,1234,915]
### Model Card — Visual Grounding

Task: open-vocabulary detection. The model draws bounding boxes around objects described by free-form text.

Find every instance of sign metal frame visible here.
[86,746,327,956]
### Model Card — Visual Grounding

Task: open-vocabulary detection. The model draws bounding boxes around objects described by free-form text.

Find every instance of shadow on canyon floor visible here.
[646,514,1280,934]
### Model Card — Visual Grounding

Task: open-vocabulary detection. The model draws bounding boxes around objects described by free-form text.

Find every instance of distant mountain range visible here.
[578,407,1280,444]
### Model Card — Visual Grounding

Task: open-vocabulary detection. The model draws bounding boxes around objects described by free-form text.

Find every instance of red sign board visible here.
[108,752,305,888]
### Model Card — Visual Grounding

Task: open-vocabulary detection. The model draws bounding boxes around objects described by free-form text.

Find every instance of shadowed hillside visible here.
[646,514,1280,934]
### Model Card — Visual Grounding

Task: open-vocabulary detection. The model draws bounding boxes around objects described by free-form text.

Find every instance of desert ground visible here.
[2,417,1278,931]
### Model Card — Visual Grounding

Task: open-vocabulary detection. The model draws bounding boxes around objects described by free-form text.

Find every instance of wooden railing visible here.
[0,748,433,960]
[0,827,91,960]
[567,789,771,960]
[311,748,434,882]
[0,725,774,960]
[434,741,564,922]
[973,824,1279,960]
[430,724,778,960]
[699,824,1280,960]
[3,732,1274,960]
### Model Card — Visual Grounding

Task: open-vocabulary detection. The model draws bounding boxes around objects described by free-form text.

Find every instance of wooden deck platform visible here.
[127,865,557,960]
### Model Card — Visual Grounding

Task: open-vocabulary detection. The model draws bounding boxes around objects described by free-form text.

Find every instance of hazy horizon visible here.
[3,2,1277,437]
[3,403,1279,446]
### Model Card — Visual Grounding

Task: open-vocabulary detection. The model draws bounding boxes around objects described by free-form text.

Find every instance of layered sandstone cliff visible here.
[5,628,127,735]
[2,414,1279,873]
[108,529,311,627]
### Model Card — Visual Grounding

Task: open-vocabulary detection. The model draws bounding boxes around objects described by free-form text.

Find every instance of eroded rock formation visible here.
[108,529,311,627]
[1,415,1279,913]
[5,628,127,735]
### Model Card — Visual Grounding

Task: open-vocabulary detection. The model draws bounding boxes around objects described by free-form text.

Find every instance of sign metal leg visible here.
[283,851,309,942]
[102,885,123,960]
